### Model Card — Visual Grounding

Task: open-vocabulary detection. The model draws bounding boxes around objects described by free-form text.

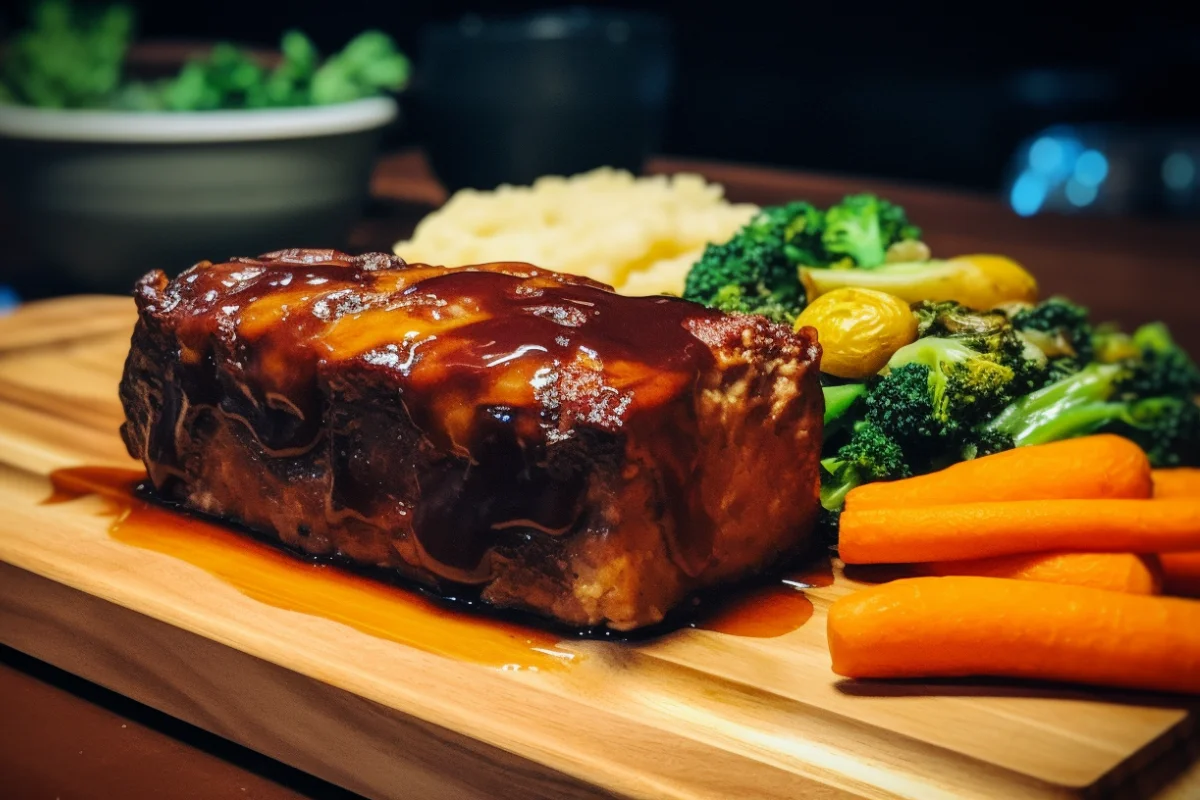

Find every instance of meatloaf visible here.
[119,249,824,631]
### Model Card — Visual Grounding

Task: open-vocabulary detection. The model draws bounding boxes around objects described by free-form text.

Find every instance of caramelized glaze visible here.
[131,251,728,585]
[44,467,577,671]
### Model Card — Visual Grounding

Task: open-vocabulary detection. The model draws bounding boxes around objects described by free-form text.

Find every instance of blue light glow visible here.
[1162,152,1196,191]
[0,286,19,316]
[1065,178,1098,207]
[1073,150,1109,186]
[1010,171,1048,217]
[1028,137,1064,174]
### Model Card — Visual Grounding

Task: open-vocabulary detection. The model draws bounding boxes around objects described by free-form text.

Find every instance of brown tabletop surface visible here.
[2,149,1198,800]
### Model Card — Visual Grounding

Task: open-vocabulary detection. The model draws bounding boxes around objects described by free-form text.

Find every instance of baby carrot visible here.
[1161,553,1200,598]
[915,552,1162,595]
[1152,471,1200,596]
[827,576,1200,695]
[844,435,1151,511]
[839,498,1200,564]
[1153,468,1200,499]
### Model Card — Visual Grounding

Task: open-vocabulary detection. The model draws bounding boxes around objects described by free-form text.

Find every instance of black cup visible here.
[411,7,674,193]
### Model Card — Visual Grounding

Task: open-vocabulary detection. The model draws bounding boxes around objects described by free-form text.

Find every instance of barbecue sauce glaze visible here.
[124,249,728,586]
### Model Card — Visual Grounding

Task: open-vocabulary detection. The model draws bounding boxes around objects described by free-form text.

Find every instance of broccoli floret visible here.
[1114,397,1200,468]
[682,202,820,323]
[1010,298,1094,362]
[885,337,1017,433]
[819,422,911,510]
[864,363,941,448]
[959,428,1015,461]
[820,194,921,269]
[911,300,1048,393]
[1119,323,1200,398]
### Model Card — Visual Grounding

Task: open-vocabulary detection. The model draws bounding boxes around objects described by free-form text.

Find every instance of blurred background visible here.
[71,1,1200,201]
[0,1,1197,322]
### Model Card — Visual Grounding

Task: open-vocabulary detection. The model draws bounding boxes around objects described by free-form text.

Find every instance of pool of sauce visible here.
[45,467,825,656]
[45,467,576,672]
[689,561,832,638]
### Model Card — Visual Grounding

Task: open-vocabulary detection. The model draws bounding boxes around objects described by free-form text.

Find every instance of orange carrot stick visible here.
[1161,553,1200,598]
[844,435,1151,511]
[827,576,1200,694]
[915,552,1162,594]
[1152,472,1200,596]
[1153,468,1200,499]
[839,498,1200,564]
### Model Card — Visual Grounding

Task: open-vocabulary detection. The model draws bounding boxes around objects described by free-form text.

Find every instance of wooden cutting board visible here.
[1,296,1197,800]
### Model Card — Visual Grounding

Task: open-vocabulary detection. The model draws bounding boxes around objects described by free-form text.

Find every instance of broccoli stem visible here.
[818,458,859,511]
[986,363,1127,446]
[823,384,867,426]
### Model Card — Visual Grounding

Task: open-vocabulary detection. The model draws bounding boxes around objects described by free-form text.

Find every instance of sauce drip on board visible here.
[690,561,831,638]
[45,466,824,648]
[44,467,577,672]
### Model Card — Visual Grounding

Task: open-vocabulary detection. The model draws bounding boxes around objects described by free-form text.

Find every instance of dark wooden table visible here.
[3,149,1198,800]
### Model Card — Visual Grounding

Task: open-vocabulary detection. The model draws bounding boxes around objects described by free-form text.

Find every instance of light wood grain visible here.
[0,296,1197,800]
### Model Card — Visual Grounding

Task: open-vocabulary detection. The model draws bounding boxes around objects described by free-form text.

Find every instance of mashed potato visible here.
[393,168,758,296]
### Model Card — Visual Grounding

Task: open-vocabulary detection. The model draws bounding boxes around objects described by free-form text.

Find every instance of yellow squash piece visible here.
[794,288,918,379]
[800,254,1038,310]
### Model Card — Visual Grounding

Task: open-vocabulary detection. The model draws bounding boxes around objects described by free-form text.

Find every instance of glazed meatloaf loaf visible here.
[119,249,824,631]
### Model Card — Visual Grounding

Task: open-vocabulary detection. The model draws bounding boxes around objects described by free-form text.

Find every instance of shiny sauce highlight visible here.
[690,561,832,638]
[45,467,576,672]
[131,252,725,584]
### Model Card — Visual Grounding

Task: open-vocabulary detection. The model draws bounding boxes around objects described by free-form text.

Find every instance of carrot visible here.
[1150,471,1200,596]
[1161,553,1200,598]
[839,498,1200,564]
[844,435,1152,511]
[827,576,1200,695]
[1153,468,1200,499]
[915,552,1162,595]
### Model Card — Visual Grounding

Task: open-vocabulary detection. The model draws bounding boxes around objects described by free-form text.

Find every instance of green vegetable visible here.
[984,324,1200,466]
[820,421,911,510]
[820,194,921,269]
[884,337,1017,439]
[681,194,922,323]
[681,202,820,324]
[1115,396,1200,468]
[819,298,1200,511]
[823,383,867,428]
[1,0,133,108]
[1010,297,1094,362]
[1120,322,1200,398]
[912,299,1048,394]
[2,2,409,110]
[310,31,410,105]
[985,362,1132,447]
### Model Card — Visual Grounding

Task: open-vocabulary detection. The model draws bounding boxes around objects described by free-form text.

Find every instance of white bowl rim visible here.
[0,96,398,143]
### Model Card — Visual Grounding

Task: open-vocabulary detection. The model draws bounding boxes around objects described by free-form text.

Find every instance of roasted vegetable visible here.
[682,194,924,322]
[795,288,918,379]
[801,255,1039,310]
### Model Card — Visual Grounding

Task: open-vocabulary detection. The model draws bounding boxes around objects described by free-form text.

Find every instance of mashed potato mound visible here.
[393,168,758,296]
